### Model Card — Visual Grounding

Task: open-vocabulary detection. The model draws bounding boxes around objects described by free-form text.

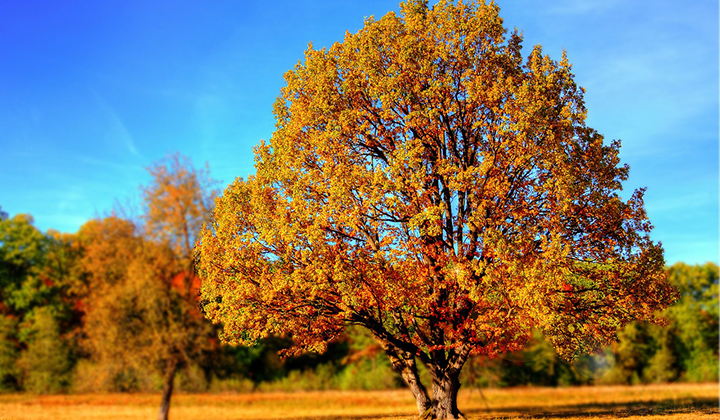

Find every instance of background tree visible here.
[17,306,72,393]
[80,155,217,420]
[0,214,82,393]
[196,1,678,418]
[81,227,201,396]
[141,153,217,420]
[666,262,718,382]
[0,211,32,390]
[594,262,717,385]
[0,315,19,391]
[0,214,49,315]
[78,216,148,391]
[142,154,216,279]
[640,324,677,383]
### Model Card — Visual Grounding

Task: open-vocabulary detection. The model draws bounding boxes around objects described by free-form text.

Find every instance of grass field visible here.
[0,383,716,420]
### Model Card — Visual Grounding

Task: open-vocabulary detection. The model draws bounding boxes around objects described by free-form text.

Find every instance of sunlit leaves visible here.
[197,0,677,373]
[142,153,218,267]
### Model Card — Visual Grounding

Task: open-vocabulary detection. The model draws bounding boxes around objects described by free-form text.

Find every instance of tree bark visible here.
[430,368,464,420]
[383,342,471,420]
[384,347,432,415]
[427,345,471,420]
[157,359,178,420]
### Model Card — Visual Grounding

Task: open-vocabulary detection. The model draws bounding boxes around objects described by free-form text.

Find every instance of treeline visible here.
[0,156,717,394]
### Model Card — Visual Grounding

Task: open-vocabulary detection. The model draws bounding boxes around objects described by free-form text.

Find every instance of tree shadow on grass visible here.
[463,396,719,419]
[272,397,718,420]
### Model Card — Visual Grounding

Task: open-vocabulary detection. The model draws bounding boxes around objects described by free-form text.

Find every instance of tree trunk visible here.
[382,342,471,420]
[157,360,178,420]
[430,369,464,420]
[384,348,432,415]
[427,345,471,420]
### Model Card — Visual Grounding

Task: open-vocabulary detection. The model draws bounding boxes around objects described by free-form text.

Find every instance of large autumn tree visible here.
[196,1,678,418]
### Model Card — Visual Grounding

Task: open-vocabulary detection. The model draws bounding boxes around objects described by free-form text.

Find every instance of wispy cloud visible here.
[72,153,144,174]
[91,90,143,159]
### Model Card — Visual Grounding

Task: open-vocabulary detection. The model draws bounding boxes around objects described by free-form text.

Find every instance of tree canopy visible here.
[196,1,677,418]
[81,155,217,420]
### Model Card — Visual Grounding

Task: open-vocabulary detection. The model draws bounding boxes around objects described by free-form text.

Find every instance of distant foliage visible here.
[0,205,715,395]
[18,307,72,393]
[459,262,718,387]
[0,213,81,394]
[0,209,715,392]
[77,155,219,420]
[605,262,718,384]
[0,315,19,391]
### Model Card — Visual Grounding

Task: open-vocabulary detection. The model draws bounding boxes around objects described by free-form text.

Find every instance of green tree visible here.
[0,214,49,315]
[196,1,678,418]
[0,214,83,392]
[642,325,677,383]
[0,315,20,391]
[0,214,47,391]
[665,262,718,382]
[337,326,400,390]
[599,322,650,384]
[596,262,717,384]
[495,329,582,387]
[18,306,72,393]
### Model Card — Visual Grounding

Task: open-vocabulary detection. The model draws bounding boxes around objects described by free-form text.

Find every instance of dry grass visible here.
[0,382,716,420]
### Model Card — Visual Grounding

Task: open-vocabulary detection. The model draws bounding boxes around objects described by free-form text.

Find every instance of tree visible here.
[78,216,150,391]
[0,214,49,315]
[0,214,84,393]
[141,154,217,420]
[664,262,718,381]
[80,155,216,420]
[0,315,19,391]
[142,153,216,275]
[196,1,678,418]
[81,225,204,395]
[17,306,72,394]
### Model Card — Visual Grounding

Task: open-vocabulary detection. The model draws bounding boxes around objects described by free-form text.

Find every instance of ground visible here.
[0,383,716,419]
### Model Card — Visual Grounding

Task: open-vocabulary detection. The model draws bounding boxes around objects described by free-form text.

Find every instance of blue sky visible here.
[0,0,717,265]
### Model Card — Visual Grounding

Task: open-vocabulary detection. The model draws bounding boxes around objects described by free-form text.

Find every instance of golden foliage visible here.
[196,1,678,417]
